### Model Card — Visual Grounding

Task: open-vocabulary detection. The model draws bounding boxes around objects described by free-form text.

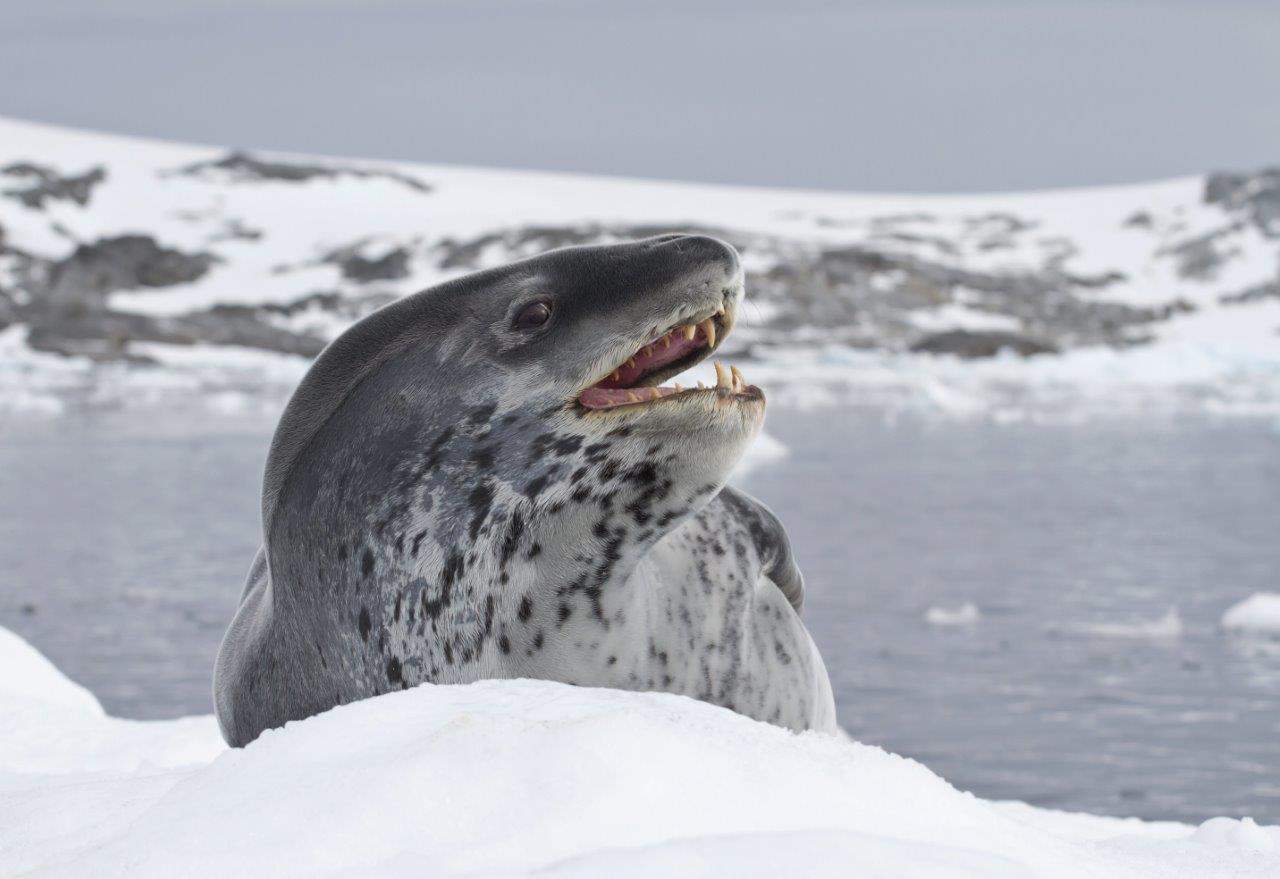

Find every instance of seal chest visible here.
[214,234,836,746]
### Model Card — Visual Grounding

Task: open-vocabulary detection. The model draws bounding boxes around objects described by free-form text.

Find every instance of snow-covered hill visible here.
[1,116,1277,418]
[3,626,1278,878]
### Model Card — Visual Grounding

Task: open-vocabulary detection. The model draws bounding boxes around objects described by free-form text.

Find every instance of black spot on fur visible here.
[386,656,403,686]
[423,426,455,470]
[468,480,494,540]
[551,435,583,455]
[361,548,375,578]
[518,595,533,622]
[358,607,371,641]
[500,510,525,567]
[468,403,497,426]
[523,473,550,499]
[471,444,496,470]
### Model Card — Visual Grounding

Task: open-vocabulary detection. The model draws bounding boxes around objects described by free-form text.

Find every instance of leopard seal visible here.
[214,233,836,746]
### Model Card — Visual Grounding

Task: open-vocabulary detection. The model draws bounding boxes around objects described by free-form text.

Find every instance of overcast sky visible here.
[1,0,1277,193]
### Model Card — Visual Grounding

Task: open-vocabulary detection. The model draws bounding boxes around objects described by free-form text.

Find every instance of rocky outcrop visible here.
[2,162,106,209]
[173,151,432,194]
[909,330,1058,359]
[323,245,411,283]
[37,235,218,312]
[7,233,321,363]
[1205,169,1280,238]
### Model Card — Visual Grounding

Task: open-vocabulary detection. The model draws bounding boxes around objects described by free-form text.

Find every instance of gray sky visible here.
[2,0,1277,193]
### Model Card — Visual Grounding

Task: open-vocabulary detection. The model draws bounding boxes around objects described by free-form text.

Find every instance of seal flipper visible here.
[716,485,804,612]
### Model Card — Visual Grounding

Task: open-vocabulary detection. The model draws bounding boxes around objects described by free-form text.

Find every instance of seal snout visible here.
[647,233,742,280]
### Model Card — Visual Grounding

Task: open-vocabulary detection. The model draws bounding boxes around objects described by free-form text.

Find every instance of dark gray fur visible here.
[214,234,835,746]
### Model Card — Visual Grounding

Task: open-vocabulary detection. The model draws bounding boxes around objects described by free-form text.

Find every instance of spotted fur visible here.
[214,235,836,746]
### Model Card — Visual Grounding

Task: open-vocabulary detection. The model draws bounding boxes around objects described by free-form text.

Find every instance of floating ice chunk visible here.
[924,602,981,626]
[1078,607,1183,639]
[1221,593,1280,637]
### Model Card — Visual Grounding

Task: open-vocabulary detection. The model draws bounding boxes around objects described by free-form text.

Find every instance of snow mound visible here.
[1221,593,1280,637]
[1077,606,1184,640]
[2,627,1277,878]
[0,628,222,776]
[924,602,982,627]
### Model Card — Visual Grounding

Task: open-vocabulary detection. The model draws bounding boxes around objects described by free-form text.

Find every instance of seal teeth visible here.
[701,319,717,349]
[673,382,683,392]
[714,361,731,389]
[730,365,745,391]
[682,324,697,341]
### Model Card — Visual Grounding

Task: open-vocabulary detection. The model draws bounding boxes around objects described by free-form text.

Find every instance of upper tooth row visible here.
[621,311,726,372]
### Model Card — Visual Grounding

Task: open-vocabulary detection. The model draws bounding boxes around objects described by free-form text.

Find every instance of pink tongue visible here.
[579,385,680,410]
[596,326,704,389]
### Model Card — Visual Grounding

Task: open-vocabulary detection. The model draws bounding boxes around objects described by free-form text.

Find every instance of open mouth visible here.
[577,306,760,411]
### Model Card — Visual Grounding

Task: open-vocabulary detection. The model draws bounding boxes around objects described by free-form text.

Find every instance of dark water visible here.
[2,409,1278,824]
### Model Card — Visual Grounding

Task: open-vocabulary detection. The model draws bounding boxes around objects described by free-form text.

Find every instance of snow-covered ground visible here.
[2,115,1278,420]
[2,626,1277,878]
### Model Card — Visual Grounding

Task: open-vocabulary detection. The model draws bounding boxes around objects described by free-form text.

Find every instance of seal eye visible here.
[513,300,552,332]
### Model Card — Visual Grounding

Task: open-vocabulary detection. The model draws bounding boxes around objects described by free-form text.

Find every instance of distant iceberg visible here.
[924,602,982,627]
[1221,593,1280,637]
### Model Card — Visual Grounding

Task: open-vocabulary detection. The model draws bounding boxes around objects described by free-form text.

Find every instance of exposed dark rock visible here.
[209,219,264,243]
[1158,223,1244,281]
[909,330,1059,359]
[2,162,106,209]
[1124,211,1154,229]
[173,151,432,194]
[1205,169,1280,237]
[325,246,411,283]
[258,290,397,320]
[1220,278,1280,305]
[25,304,326,362]
[39,235,218,312]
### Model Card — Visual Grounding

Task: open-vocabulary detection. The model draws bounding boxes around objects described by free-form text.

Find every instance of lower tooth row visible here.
[713,361,747,392]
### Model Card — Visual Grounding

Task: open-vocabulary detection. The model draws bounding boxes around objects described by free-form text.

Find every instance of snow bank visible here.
[2,627,1277,878]
[1221,593,1280,637]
